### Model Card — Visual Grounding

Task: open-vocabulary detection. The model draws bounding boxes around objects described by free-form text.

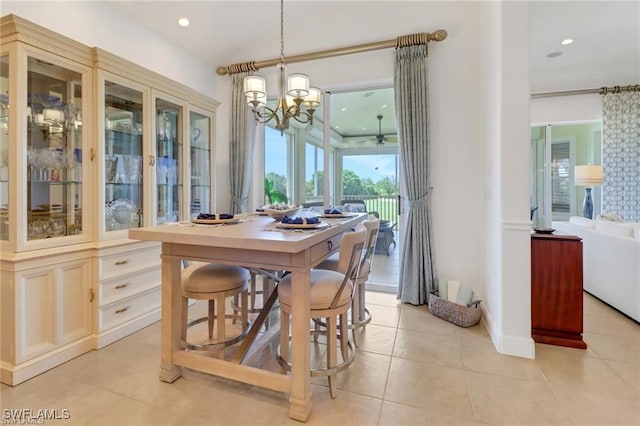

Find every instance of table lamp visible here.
[574,165,603,219]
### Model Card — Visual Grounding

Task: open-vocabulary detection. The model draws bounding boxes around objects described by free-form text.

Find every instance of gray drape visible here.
[229,73,256,213]
[394,44,437,305]
[602,91,640,222]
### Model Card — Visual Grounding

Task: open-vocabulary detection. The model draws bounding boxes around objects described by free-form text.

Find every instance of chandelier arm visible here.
[251,105,279,126]
[292,111,312,125]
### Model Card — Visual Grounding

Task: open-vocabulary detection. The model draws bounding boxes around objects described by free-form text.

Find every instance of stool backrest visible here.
[362,218,380,265]
[336,224,367,273]
[330,225,367,308]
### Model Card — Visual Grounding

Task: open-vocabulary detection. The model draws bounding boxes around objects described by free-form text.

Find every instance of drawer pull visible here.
[114,260,129,266]
[115,306,131,314]
[115,282,131,290]
[327,240,333,251]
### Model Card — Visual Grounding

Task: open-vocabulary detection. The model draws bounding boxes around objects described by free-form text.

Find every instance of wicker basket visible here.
[428,290,482,328]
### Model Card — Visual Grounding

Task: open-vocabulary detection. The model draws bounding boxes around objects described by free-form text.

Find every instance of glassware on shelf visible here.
[105,155,118,183]
[123,155,142,184]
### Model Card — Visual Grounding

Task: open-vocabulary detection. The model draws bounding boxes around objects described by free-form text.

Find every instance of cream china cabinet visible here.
[0,15,218,385]
[0,16,95,387]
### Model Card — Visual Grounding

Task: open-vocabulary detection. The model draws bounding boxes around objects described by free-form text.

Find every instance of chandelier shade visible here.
[243,76,266,100]
[243,0,320,134]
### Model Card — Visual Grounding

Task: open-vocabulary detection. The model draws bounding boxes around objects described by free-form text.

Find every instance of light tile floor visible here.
[1,291,638,425]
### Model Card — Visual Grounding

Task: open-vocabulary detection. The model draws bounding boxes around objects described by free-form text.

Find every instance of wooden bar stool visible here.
[277,225,367,398]
[181,262,251,359]
[314,218,379,345]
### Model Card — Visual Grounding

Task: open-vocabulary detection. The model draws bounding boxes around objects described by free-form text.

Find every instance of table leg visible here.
[159,248,182,383]
[288,269,312,421]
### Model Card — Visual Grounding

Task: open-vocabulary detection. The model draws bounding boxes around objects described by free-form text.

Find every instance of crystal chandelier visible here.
[243,0,321,134]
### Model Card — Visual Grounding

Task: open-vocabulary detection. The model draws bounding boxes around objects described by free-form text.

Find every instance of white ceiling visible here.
[106,1,639,140]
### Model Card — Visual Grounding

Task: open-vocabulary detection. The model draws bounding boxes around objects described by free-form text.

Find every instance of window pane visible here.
[305,142,323,201]
[264,126,289,204]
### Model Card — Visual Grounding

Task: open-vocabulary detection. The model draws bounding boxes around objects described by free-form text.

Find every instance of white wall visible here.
[531,94,602,125]
[3,1,533,358]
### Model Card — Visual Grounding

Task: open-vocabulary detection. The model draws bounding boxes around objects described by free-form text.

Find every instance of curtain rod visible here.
[216,30,448,76]
[531,84,640,99]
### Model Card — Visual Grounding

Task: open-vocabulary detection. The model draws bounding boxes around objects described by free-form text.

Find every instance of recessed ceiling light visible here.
[547,51,563,58]
[341,107,347,112]
[381,104,387,108]
[561,38,574,45]
[362,127,367,131]
[178,17,190,27]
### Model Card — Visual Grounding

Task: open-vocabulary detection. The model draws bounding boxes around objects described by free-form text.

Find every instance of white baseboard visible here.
[482,303,535,359]
[1,310,162,386]
[1,336,95,386]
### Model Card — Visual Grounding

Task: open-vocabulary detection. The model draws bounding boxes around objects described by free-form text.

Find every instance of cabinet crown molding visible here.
[1,14,93,67]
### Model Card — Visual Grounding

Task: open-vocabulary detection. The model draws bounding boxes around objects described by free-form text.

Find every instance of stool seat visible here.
[279,269,354,311]
[180,262,250,358]
[183,262,250,294]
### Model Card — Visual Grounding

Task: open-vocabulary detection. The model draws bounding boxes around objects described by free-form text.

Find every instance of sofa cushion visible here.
[569,216,595,228]
[596,213,624,222]
[594,220,635,238]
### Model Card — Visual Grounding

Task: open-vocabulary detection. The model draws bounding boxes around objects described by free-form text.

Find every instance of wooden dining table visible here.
[128,212,365,422]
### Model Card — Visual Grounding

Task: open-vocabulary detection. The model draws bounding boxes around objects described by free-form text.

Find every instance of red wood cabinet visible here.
[531,233,587,349]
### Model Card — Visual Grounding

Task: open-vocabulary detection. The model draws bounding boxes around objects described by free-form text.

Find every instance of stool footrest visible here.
[183,315,250,351]
[312,307,372,330]
[276,332,355,377]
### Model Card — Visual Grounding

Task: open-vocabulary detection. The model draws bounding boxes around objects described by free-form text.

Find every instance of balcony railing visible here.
[341,195,398,224]
[303,194,398,224]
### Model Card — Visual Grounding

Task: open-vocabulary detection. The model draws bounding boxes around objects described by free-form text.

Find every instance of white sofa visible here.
[552,216,640,322]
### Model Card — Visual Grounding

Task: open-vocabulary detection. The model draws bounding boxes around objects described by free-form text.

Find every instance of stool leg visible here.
[351,287,361,347]
[263,277,272,330]
[216,294,226,359]
[180,295,189,345]
[279,308,290,366]
[208,299,215,339]
[250,272,257,311]
[326,315,337,399]
[241,289,249,333]
[339,312,349,362]
[358,280,366,323]
[232,294,239,323]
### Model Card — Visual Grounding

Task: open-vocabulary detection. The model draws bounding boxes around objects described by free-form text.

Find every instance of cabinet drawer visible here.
[98,245,161,280]
[310,233,343,265]
[97,287,161,332]
[98,267,161,306]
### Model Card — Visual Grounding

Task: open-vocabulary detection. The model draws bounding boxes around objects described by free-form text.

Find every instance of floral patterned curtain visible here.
[602,92,640,222]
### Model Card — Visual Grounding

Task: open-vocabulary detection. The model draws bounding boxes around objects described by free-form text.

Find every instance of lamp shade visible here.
[575,165,603,186]
[303,87,321,107]
[287,73,309,98]
[243,76,266,99]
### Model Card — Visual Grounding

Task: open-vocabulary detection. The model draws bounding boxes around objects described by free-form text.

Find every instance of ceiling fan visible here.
[374,114,386,145]
[341,114,397,147]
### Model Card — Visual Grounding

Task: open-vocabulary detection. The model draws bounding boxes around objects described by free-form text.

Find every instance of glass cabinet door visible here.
[189,110,211,218]
[104,81,143,232]
[0,55,8,241]
[26,56,83,240]
[156,98,182,223]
